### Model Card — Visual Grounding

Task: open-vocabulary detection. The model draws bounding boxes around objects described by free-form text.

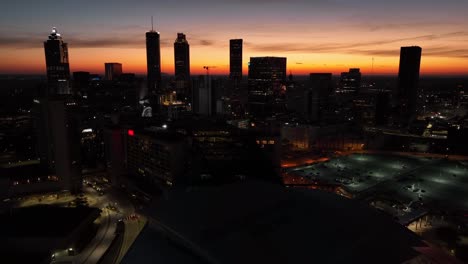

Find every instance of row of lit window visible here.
[256,140,275,145]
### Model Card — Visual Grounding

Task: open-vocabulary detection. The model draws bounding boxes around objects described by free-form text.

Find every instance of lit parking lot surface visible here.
[287,154,468,210]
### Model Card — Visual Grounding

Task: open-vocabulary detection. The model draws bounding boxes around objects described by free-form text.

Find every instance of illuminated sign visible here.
[82,128,93,133]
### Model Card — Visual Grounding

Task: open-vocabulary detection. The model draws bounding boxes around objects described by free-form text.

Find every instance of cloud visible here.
[198,39,214,46]
[246,32,468,58]
[0,33,215,49]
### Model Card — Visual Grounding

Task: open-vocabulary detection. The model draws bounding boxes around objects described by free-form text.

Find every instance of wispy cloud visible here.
[246,31,468,58]
[0,33,216,49]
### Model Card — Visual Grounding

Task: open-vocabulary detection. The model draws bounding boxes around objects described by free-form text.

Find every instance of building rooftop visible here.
[0,205,100,237]
[126,180,439,264]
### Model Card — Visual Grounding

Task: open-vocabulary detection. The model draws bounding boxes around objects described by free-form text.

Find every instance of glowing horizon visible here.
[1,0,467,76]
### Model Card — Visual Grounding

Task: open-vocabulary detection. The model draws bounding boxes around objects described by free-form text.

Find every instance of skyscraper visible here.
[146,25,162,96]
[397,46,422,125]
[174,33,190,81]
[306,73,332,123]
[339,68,361,94]
[174,33,191,102]
[248,57,287,117]
[104,63,122,81]
[44,27,71,95]
[34,96,82,194]
[230,39,243,81]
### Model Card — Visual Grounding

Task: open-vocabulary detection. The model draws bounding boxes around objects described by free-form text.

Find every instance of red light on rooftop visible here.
[128,129,135,136]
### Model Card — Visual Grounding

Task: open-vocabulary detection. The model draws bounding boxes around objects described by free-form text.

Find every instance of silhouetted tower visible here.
[397,46,422,125]
[146,17,162,97]
[174,33,190,81]
[307,73,332,123]
[230,39,243,81]
[248,57,287,117]
[340,68,361,94]
[174,33,191,101]
[104,63,122,81]
[44,27,71,95]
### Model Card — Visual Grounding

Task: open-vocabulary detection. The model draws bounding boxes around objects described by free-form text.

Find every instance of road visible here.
[48,176,136,264]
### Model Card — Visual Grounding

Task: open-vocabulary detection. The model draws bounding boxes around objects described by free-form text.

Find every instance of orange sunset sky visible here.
[1,0,467,76]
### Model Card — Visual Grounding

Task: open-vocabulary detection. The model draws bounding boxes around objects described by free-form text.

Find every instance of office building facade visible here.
[339,68,361,94]
[248,57,287,117]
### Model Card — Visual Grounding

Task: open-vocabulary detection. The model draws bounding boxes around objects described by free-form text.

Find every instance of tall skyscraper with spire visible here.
[44,27,71,95]
[146,17,162,97]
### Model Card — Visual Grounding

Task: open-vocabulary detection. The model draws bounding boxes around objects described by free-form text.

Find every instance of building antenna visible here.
[151,16,154,31]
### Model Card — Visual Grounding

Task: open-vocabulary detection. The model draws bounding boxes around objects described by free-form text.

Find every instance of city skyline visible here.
[1,0,468,76]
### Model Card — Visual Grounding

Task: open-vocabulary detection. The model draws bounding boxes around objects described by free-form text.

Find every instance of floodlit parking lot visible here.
[287,154,468,210]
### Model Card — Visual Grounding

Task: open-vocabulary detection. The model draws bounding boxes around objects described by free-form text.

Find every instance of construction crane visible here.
[203,66,217,78]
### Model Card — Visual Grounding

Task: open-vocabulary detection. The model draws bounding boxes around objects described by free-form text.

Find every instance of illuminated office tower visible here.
[44,27,71,95]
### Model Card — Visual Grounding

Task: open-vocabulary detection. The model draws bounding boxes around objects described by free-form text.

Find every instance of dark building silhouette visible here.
[146,27,162,96]
[230,39,243,81]
[375,92,390,126]
[44,27,71,95]
[174,33,191,102]
[397,46,422,125]
[34,97,82,194]
[306,73,333,123]
[72,71,90,94]
[248,57,287,117]
[104,63,122,81]
[174,33,190,81]
[340,68,361,94]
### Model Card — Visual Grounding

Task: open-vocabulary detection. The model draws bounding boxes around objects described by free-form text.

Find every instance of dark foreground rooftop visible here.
[0,205,101,264]
[124,180,453,264]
